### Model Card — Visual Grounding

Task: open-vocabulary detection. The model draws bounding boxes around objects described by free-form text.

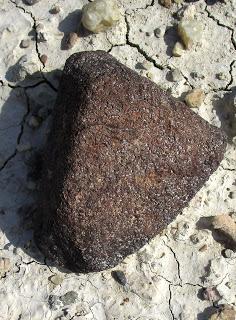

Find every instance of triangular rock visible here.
[35,51,226,272]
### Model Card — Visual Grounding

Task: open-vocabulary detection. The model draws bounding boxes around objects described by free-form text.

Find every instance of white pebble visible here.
[81,0,121,33]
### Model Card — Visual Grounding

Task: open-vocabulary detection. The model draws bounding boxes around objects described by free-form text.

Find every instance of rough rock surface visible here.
[0,0,236,319]
[35,51,226,273]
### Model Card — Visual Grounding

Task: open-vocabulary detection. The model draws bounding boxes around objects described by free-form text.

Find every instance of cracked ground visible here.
[0,0,236,319]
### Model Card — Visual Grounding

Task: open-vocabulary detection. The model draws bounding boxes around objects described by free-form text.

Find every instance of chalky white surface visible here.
[0,0,236,319]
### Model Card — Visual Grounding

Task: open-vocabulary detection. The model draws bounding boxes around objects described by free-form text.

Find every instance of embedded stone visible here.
[178,19,203,49]
[35,51,227,273]
[81,0,121,33]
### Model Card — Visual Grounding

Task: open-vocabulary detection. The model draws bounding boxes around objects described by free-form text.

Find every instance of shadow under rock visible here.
[0,70,72,273]
[197,216,236,251]
[212,87,236,142]
[163,25,181,57]
[197,306,219,320]
[58,9,93,50]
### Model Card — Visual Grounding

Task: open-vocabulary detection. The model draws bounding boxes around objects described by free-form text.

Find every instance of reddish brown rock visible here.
[35,51,227,273]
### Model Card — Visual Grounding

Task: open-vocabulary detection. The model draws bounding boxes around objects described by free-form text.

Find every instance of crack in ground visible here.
[125,0,155,13]
[205,5,236,51]
[0,88,30,171]
[226,60,235,90]
[8,1,58,91]
[9,0,44,69]
[168,284,175,320]
[125,15,164,71]
[163,240,182,285]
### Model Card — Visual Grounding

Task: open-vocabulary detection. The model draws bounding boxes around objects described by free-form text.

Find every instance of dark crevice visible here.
[164,241,182,285]
[41,73,58,92]
[225,60,235,90]
[0,89,30,171]
[205,5,236,51]
[168,284,175,320]
[125,15,164,71]
[8,80,46,90]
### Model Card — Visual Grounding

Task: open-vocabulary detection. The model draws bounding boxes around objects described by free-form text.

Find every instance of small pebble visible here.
[212,215,236,244]
[64,32,78,50]
[170,69,183,82]
[20,39,30,48]
[159,0,172,8]
[24,0,40,5]
[185,88,205,108]
[49,5,61,14]
[190,234,199,244]
[60,291,78,305]
[202,287,221,302]
[81,0,121,33]
[40,54,48,65]
[16,142,32,152]
[199,244,207,252]
[0,257,11,273]
[111,270,127,286]
[216,72,227,81]
[209,305,236,320]
[222,249,235,258]
[178,19,203,49]
[28,115,40,128]
[172,42,185,57]
[49,274,63,286]
[191,71,205,80]
[154,27,162,38]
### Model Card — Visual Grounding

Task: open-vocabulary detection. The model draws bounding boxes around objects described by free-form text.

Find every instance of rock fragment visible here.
[0,257,11,275]
[49,5,60,14]
[170,69,183,82]
[20,39,30,48]
[35,51,227,273]
[81,0,121,33]
[111,270,127,286]
[159,0,172,8]
[49,274,63,286]
[211,215,236,245]
[64,32,78,50]
[40,54,48,65]
[202,287,221,302]
[24,0,40,5]
[185,88,205,108]
[172,42,185,57]
[178,19,203,49]
[209,305,236,320]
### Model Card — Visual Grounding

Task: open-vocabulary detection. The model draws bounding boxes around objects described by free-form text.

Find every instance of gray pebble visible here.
[49,5,61,14]
[111,270,127,286]
[20,39,30,48]
[170,69,183,82]
[60,291,78,306]
[24,0,41,5]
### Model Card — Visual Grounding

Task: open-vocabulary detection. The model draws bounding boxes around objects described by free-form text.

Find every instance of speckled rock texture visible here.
[35,51,227,273]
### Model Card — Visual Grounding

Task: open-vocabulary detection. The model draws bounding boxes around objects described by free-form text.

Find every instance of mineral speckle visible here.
[35,51,227,273]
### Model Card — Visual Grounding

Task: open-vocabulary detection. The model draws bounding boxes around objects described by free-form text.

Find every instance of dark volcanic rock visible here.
[35,51,227,273]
